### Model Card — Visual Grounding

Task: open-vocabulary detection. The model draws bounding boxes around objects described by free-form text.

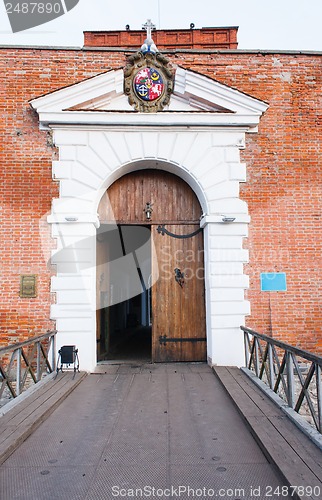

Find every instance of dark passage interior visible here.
[100,297,152,362]
[97,224,152,362]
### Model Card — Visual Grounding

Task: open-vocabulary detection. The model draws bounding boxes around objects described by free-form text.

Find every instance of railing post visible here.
[36,341,41,382]
[244,330,250,368]
[316,364,322,433]
[51,333,56,372]
[16,348,21,397]
[286,351,295,408]
[254,338,260,377]
[268,343,275,390]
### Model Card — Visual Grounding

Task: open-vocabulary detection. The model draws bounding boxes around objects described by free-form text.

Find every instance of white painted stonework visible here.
[31,67,268,371]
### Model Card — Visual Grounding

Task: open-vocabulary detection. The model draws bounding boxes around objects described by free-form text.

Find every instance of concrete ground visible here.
[0,363,292,499]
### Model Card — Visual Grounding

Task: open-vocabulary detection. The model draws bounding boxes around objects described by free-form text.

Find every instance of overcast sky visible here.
[0,0,321,51]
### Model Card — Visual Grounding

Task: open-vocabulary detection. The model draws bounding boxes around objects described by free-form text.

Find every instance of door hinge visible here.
[159,335,206,345]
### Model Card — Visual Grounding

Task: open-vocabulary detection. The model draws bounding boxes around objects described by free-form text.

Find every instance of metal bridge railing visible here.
[0,330,57,401]
[241,326,322,433]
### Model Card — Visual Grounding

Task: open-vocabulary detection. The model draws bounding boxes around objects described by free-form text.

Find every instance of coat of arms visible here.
[124,20,174,112]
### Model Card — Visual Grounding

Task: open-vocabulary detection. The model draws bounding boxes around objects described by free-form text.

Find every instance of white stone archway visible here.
[31,67,268,371]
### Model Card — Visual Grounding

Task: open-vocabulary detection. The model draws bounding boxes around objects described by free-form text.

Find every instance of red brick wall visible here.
[0,49,127,346]
[183,51,321,352]
[0,46,321,353]
[84,27,238,50]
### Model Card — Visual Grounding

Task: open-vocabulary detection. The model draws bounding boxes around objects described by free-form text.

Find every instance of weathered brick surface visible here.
[0,44,321,353]
[84,27,238,50]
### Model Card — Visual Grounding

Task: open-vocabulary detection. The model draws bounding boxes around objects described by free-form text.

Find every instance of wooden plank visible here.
[213,366,322,500]
[223,367,322,475]
[214,366,266,418]
[268,415,322,480]
[0,377,74,444]
[0,372,87,465]
[226,368,322,476]
[0,373,86,450]
[248,415,321,499]
[0,380,77,444]
[226,366,285,417]
[0,373,84,441]
[0,372,77,429]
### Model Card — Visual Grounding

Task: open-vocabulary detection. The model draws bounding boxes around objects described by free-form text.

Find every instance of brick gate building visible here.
[0,25,321,370]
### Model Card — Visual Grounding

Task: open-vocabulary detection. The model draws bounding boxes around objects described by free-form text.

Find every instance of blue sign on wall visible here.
[260,272,287,292]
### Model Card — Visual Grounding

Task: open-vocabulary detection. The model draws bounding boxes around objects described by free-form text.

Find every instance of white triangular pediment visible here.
[30,66,268,129]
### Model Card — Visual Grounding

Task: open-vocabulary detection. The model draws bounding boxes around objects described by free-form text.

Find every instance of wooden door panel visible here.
[98,170,202,224]
[152,225,206,362]
[98,169,207,363]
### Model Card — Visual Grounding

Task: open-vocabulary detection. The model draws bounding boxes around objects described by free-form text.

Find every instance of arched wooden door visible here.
[98,169,206,362]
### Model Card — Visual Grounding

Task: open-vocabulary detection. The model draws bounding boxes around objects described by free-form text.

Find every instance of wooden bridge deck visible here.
[214,366,322,500]
[0,371,87,466]
[0,363,321,500]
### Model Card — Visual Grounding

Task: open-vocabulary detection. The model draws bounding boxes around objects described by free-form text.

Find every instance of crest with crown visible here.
[124,19,174,112]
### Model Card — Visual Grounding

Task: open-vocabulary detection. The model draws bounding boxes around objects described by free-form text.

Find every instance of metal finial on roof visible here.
[141,19,158,54]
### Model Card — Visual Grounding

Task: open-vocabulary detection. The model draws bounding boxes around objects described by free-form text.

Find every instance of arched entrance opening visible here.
[96,168,207,362]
